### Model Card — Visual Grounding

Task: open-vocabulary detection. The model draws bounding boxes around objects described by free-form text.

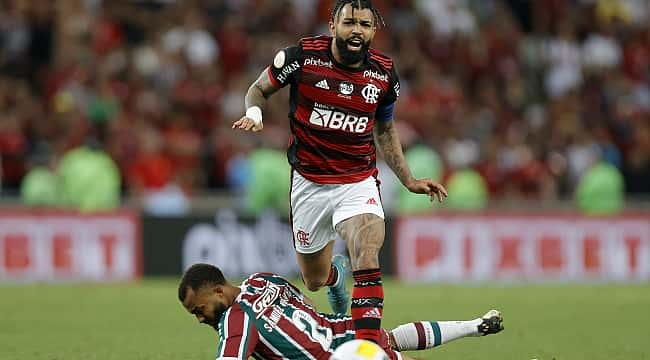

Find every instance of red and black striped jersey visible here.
[267,35,400,184]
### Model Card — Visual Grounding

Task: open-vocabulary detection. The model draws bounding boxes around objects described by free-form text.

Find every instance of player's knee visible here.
[302,276,325,291]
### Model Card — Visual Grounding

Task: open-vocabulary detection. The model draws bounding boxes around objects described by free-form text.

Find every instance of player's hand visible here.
[232,116,264,132]
[406,178,448,203]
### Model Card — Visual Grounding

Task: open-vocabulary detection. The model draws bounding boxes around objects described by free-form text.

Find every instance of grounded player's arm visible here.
[215,307,259,359]
[374,121,447,202]
[232,69,281,132]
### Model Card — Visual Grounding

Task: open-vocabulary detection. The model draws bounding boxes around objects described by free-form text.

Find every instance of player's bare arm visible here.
[374,121,448,203]
[232,69,280,132]
[335,213,384,270]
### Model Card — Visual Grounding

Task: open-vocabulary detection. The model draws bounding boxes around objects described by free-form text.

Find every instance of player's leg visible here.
[333,176,386,343]
[337,214,385,342]
[295,241,334,291]
[388,310,504,352]
[291,171,348,310]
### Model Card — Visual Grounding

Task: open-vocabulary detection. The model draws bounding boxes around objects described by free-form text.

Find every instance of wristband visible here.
[245,106,263,125]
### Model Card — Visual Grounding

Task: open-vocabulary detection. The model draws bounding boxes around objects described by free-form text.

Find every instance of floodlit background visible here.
[0,0,649,359]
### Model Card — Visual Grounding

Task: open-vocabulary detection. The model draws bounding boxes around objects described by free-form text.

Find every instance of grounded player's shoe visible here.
[478,310,504,335]
[327,255,350,314]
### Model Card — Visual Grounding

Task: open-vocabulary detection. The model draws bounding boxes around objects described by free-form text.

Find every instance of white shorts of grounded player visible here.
[290,170,385,254]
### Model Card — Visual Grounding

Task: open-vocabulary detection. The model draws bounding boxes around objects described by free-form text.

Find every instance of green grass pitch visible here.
[1,279,649,359]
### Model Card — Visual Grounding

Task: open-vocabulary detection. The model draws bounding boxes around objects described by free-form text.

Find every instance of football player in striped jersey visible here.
[232,0,447,344]
[178,264,503,360]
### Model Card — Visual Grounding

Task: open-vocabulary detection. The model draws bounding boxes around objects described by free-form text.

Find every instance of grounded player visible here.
[232,0,447,343]
[178,263,504,360]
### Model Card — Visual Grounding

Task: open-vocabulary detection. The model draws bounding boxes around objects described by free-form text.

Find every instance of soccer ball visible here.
[330,339,389,360]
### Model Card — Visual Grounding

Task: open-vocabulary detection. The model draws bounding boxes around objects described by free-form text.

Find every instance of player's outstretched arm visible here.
[232,68,281,132]
[373,121,447,202]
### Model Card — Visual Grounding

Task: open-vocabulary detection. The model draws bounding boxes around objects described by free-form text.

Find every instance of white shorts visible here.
[290,170,385,254]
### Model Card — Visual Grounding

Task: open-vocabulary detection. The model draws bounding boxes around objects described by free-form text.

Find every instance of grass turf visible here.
[1,279,648,359]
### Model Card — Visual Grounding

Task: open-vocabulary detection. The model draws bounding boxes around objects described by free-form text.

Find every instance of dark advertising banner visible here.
[142,210,396,277]
[143,210,298,277]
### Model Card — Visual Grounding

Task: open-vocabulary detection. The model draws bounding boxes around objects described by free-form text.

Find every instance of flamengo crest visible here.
[362,84,381,104]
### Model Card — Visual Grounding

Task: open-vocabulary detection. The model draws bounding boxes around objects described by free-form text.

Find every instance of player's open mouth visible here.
[346,38,363,51]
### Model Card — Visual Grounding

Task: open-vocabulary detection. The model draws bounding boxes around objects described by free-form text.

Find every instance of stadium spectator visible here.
[57,142,121,212]
[178,263,504,360]
[0,0,647,207]
[231,0,447,344]
[576,161,625,215]
[397,144,444,214]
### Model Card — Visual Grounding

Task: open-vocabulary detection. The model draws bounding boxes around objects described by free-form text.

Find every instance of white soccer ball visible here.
[330,339,389,360]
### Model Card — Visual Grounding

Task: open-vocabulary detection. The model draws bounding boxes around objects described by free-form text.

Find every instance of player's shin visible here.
[390,319,483,351]
[351,269,384,343]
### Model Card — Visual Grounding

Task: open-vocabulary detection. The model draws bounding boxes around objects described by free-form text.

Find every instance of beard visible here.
[334,34,371,65]
[208,303,228,330]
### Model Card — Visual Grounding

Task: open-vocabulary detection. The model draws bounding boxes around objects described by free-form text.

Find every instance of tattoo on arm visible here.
[374,121,414,187]
[245,69,280,109]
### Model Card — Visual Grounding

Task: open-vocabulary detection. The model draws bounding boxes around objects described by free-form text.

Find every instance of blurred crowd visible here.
[0,0,649,212]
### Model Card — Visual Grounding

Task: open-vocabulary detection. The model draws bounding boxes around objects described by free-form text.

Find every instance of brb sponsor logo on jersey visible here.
[309,103,369,133]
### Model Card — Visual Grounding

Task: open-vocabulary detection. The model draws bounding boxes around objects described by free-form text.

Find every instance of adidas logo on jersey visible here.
[362,308,382,319]
[315,79,330,90]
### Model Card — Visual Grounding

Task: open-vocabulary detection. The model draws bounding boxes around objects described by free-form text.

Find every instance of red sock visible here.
[351,269,383,343]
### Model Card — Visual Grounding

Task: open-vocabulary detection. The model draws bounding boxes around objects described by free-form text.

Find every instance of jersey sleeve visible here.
[376,66,401,122]
[267,45,302,88]
[215,305,258,360]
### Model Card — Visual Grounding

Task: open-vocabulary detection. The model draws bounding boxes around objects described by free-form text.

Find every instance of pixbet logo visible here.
[363,70,388,82]
[309,107,369,133]
[304,57,333,68]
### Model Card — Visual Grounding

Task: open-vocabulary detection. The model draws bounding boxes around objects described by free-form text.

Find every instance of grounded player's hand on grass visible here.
[232,116,264,132]
[406,178,448,203]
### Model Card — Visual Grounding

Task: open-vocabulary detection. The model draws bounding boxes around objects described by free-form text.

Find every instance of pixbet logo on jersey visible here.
[304,57,333,68]
[309,104,369,133]
[363,70,388,82]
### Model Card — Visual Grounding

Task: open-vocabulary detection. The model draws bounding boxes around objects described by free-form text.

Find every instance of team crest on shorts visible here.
[296,230,310,247]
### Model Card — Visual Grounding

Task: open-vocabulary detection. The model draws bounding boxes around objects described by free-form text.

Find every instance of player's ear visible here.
[212,284,224,294]
[329,20,335,36]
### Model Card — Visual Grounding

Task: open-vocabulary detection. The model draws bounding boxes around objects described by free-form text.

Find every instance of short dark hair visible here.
[330,0,385,28]
[178,263,227,302]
